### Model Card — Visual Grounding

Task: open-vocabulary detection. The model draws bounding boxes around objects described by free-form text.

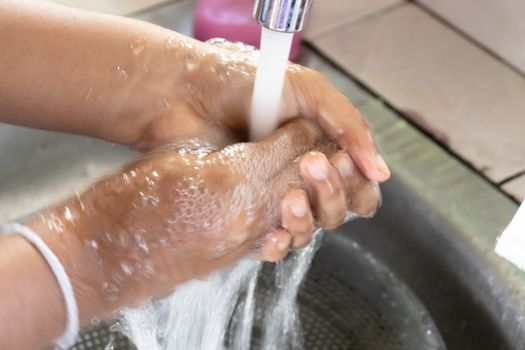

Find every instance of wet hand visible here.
[131,36,390,183]
[73,119,380,309]
[265,137,381,261]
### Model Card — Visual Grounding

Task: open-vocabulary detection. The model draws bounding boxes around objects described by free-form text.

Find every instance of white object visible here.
[250,27,294,140]
[496,201,525,270]
[5,222,79,349]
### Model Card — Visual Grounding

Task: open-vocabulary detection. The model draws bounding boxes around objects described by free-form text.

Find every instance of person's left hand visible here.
[35,119,381,319]
[117,35,390,184]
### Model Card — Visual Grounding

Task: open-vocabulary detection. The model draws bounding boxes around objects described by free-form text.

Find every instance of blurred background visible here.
[2,1,525,349]
[3,0,522,224]
[45,0,525,203]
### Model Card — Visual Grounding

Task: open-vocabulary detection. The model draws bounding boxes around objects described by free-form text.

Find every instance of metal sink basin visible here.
[1,1,524,349]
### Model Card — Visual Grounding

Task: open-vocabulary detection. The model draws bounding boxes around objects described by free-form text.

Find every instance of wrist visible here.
[113,31,210,151]
[0,234,67,349]
[28,203,110,327]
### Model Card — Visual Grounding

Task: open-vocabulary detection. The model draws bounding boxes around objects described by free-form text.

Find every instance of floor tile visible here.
[313,4,525,182]
[418,0,525,75]
[503,176,525,202]
[305,0,402,40]
[48,0,172,16]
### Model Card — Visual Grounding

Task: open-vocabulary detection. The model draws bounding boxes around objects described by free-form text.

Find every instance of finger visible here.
[249,118,323,180]
[280,189,316,248]
[300,151,347,230]
[258,230,292,262]
[330,151,366,196]
[288,68,390,182]
[351,182,382,217]
[330,151,382,216]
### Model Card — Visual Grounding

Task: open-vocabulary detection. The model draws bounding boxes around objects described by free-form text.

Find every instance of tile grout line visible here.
[498,170,525,186]
[414,1,525,82]
[302,41,520,204]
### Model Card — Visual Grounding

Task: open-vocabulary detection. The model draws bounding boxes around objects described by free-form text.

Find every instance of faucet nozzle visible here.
[254,0,313,33]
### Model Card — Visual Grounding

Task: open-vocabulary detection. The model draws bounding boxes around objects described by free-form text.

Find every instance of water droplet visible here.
[165,35,178,51]
[75,190,85,211]
[104,334,115,350]
[116,65,127,79]
[91,317,101,326]
[186,61,197,72]
[155,97,171,110]
[134,233,149,253]
[130,37,146,56]
[102,281,119,300]
[84,86,93,101]
[141,260,154,277]
[122,173,131,185]
[206,38,226,46]
[118,233,129,247]
[64,207,73,222]
[180,39,193,49]
[121,262,133,276]
[89,240,98,250]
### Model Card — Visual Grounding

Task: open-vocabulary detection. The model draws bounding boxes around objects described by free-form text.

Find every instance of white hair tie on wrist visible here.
[5,222,79,349]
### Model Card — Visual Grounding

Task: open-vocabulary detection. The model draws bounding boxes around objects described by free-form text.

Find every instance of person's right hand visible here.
[44,119,380,320]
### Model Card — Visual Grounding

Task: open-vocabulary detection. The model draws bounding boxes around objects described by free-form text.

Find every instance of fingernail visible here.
[336,155,353,177]
[307,156,328,181]
[375,154,390,180]
[277,241,289,252]
[290,201,307,218]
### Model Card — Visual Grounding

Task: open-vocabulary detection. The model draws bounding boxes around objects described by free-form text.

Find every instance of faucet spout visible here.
[254,0,313,33]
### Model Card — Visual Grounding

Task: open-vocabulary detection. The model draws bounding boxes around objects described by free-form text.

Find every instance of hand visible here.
[32,119,379,320]
[0,2,389,182]
[123,36,390,183]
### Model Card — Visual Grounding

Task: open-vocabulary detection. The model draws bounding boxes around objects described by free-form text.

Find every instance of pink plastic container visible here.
[193,0,303,61]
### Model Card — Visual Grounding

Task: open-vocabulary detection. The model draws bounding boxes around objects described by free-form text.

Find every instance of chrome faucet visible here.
[254,0,313,33]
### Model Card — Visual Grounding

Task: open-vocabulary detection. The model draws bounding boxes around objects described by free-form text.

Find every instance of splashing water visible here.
[261,230,324,350]
[119,27,316,350]
[120,260,261,350]
[250,28,294,140]
[120,232,323,350]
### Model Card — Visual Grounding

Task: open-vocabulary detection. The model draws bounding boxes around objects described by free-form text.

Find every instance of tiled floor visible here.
[310,3,525,189]
[304,0,402,39]
[40,0,525,201]
[504,176,525,202]
[418,0,525,75]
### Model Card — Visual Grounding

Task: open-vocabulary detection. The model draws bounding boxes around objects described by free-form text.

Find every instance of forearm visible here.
[0,0,201,147]
[0,158,192,349]
[0,178,139,349]
[0,205,110,350]
[0,234,66,350]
